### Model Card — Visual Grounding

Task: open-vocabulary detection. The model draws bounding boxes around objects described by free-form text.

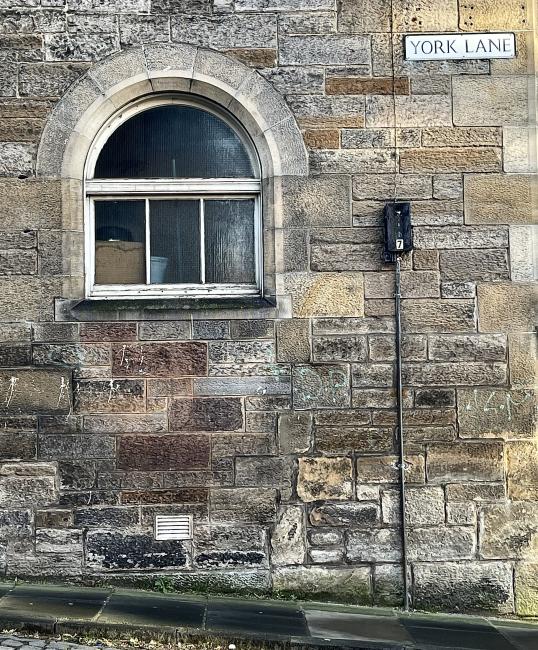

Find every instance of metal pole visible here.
[394,255,410,611]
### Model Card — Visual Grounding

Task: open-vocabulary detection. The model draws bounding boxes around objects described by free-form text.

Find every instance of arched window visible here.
[85,95,262,298]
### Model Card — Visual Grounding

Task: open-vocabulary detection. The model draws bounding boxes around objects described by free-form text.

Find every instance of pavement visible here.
[0,582,535,650]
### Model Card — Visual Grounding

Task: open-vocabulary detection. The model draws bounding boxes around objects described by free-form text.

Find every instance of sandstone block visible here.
[0,461,58,508]
[170,397,243,431]
[311,149,395,174]
[509,334,537,387]
[281,174,351,228]
[310,502,379,527]
[459,0,529,30]
[337,0,390,33]
[117,434,210,471]
[464,174,538,225]
[87,531,187,571]
[346,528,401,562]
[316,427,393,454]
[35,528,83,554]
[280,35,370,66]
[458,388,535,439]
[341,128,394,149]
[74,379,145,414]
[509,225,536,282]
[292,364,350,410]
[39,434,115,460]
[392,0,458,32]
[408,526,476,561]
[429,334,506,361]
[112,342,206,377]
[271,505,306,566]
[171,13,277,48]
[278,412,312,454]
[302,129,339,150]
[411,200,464,226]
[138,321,191,340]
[427,442,504,483]
[413,225,508,249]
[235,457,291,489]
[440,249,509,282]
[33,343,109,367]
[313,335,367,362]
[414,388,455,407]
[73,506,140,528]
[374,564,404,607]
[423,127,502,148]
[277,319,310,363]
[401,299,475,333]
[278,11,336,35]
[297,457,353,502]
[351,363,394,387]
[433,175,463,200]
[395,95,452,127]
[364,271,439,299]
[260,66,325,95]
[515,563,538,617]
[352,173,432,200]
[477,282,535,332]
[503,127,537,174]
[0,368,71,415]
[446,502,476,526]
[289,95,365,128]
[210,488,276,524]
[209,341,274,364]
[273,565,371,603]
[327,77,409,96]
[309,548,344,564]
[413,561,514,613]
[446,483,505,502]
[357,454,425,484]
[507,441,538,501]
[480,502,538,559]
[381,486,445,526]
[441,282,476,299]
[84,413,166,434]
[400,148,502,174]
[453,76,529,126]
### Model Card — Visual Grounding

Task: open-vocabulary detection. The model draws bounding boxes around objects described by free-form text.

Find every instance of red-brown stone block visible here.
[117,434,210,471]
[170,398,243,432]
[112,342,207,377]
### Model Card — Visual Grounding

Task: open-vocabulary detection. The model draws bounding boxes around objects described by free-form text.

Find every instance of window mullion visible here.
[145,198,151,285]
[200,198,206,284]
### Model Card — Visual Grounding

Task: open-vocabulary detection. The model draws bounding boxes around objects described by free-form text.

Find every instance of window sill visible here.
[55,295,279,322]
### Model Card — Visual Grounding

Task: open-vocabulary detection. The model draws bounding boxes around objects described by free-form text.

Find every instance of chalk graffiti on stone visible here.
[463,388,531,422]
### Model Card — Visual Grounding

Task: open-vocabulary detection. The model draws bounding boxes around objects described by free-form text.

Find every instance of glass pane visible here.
[149,200,200,284]
[204,199,256,284]
[94,105,256,179]
[94,200,146,285]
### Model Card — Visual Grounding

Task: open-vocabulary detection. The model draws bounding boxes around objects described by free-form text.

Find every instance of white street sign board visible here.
[405,32,516,61]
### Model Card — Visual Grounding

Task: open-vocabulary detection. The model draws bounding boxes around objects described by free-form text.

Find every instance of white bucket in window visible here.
[150,256,169,283]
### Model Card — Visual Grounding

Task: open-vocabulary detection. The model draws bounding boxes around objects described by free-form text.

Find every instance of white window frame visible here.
[84,95,263,300]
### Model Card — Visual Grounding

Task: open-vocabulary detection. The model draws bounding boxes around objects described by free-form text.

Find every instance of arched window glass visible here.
[85,96,261,298]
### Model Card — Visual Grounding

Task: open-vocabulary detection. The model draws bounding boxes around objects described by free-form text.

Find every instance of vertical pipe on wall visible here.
[394,255,410,611]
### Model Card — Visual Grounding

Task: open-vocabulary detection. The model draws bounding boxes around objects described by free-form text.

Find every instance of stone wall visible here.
[0,0,537,616]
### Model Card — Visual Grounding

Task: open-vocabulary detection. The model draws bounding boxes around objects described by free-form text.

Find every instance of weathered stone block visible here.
[310,502,379,527]
[73,506,139,528]
[507,441,538,501]
[39,434,115,460]
[172,13,276,47]
[346,528,401,562]
[409,526,476,561]
[353,173,432,200]
[297,457,353,502]
[313,335,367,362]
[381,486,444,526]
[283,272,365,318]
[293,364,350,409]
[0,509,32,540]
[440,249,509,282]
[441,282,476,299]
[138,321,191,340]
[459,0,529,30]
[453,76,529,126]
[464,174,538,225]
[35,528,83,554]
[509,225,536,282]
[365,271,439,300]
[112,342,206,377]
[79,323,137,342]
[395,95,452,127]
[337,0,390,32]
[413,561,514,613]
[0,368,71,415]
[289,95,364,128]
[515,563,538,617]
[401,299,475,333]
[212,432,275,457]
[429,334,506,361]
[446,483,505,502]
[503,127,537,174]
[281,175,351,228]
[480,503,538,559]
[0,461,58,508]
[414,225,508,249]
[74,379,145,414]
[433,175,463,200]
[328,77,408,96]
[446,502,476,526]
[87,531,187,570]
[273,565,371,603]
[405,361,506,387]
[427,442,504,483]
[351,363,394,387]
[478,282,535,332]
[411,200,464,226]
[368,335,427,361]
[33,343,109,367]
[310,149,395,174]
[58,459,96,490]
[458,388,535,439]
[117,434,210,471]
[357,454,425,484]
[235,457,291,489]
[84,413,166,433]
[392,0,458,31]
[170,397,242,431]
[400,148,502,174]
[509,334,537,388]
[374,564,404,607]
[44,33,120,62]
[276,320,310,363]
[422,127,502,148]
[271,505,306,566]
[280,34,370,66]
[210,488,276,524]
[278,412,311,454]
[209,341,274,364]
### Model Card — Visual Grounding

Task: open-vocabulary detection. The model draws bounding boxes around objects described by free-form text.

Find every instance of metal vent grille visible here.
[155,514,193,541]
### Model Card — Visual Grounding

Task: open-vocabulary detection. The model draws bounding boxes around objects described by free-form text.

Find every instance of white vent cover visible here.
[155,514,193,541]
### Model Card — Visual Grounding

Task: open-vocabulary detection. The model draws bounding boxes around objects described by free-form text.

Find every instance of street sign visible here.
[405,32,516,61]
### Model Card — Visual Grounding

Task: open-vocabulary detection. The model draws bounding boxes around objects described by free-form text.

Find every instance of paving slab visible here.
[400,617,515,650]
[496,624,538,650]
[0,586,110,622]
[97,591,205,628]
[206,599,308,636]
[305,610,414,645]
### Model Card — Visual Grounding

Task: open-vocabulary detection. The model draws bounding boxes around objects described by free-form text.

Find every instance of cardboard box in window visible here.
[95,240,145,284]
